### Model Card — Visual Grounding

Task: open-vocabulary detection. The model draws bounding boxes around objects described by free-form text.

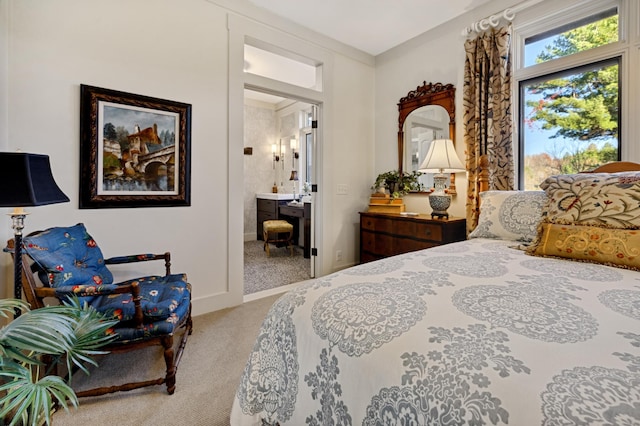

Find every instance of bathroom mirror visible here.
[397,82,456,192]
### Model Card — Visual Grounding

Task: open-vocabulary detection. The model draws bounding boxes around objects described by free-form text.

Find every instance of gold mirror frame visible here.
[397,82,456,192]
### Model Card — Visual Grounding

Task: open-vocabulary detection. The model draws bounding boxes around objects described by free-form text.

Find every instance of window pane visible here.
[520,59,620,190]
[244,44,319,90]
[524,9,618,67]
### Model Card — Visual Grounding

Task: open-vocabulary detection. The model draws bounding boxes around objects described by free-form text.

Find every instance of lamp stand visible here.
[429,172,451,219]
[10,208,27,317]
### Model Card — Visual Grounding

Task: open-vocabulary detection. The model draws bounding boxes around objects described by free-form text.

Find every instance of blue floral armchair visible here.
[14,223,192,397]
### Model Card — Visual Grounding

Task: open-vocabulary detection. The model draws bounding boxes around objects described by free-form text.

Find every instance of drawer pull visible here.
[424,228,432,236]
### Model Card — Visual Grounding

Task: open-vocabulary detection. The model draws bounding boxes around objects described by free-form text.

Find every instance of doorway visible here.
[243,89,317,299]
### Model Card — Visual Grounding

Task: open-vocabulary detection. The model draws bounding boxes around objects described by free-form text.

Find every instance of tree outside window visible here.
[520,13,619,189]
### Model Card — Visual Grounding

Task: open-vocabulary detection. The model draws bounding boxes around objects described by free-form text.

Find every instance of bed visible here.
[231,164,640,425]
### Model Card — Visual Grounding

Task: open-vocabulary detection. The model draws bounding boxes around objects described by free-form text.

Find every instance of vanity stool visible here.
[262,220,294,256]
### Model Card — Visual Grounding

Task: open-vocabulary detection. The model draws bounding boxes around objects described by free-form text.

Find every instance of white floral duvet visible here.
[231,238,640,425]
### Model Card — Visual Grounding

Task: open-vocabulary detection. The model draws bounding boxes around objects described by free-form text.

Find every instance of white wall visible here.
[0,0,375,314]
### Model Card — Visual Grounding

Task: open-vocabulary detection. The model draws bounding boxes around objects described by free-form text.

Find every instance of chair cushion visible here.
[263,220,293,233]
[109,281,192,343]
[23,223,114,291]
[88,273,190,322]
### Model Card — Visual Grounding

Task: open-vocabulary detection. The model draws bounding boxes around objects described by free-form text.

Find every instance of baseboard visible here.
[243,280,305,303]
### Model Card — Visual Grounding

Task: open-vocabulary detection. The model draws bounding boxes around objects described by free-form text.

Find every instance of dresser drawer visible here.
[392,220,442,242]
[359,212,466,264]
[415,222,442,242]
[280,205,304,218]
[259,212,277,222]
[361,216,394,233]
[257,199,277,213]
[361,230,377,253]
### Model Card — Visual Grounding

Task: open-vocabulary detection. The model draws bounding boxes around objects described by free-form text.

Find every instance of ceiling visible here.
[247,0,493,56]
[244,0,493,104]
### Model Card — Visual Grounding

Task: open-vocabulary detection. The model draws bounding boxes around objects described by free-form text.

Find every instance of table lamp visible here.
[418,139,465,219]
[0,152,69,314]
[289,170,299,201]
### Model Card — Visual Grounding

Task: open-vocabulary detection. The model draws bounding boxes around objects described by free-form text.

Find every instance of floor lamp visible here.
[0,152,69,316]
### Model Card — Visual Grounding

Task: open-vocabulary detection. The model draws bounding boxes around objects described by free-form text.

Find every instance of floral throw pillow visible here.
[530,223,640,270]
[538,172,640,229]
[528,171,640,269]
[468,190,547,242]
[23,223,114,288]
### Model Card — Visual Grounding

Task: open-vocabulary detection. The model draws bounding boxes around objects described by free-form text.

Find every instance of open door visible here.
[243,89,319,296]
[308,104,318,278]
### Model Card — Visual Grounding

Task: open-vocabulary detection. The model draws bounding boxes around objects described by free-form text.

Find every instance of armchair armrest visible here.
[105,252,171,275]
[43,283,135,298]
[40,281,145,326]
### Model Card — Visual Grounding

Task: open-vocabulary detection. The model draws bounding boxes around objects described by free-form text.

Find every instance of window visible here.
[523,8,618,67]
[244,44,321,90]
[516,5,621,190]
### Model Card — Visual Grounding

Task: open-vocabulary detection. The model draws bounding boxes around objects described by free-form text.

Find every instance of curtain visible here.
[463,26,514,234]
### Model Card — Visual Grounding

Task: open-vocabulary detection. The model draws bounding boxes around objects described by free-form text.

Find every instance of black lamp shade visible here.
[0,152,70,207]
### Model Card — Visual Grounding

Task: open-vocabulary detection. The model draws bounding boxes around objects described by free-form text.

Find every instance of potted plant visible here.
[372,170,424,199]
[0,297,117,426]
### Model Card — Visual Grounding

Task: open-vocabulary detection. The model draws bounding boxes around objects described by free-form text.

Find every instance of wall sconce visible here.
[272,143,282,169]
[272,140,289,169]
[290,138,299,166]
[272,143,278,168]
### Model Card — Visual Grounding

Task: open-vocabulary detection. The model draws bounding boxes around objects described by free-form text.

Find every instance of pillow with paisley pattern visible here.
[468,190,547,242]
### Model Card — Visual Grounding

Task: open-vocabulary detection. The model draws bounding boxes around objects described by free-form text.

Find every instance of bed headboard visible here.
[478,161,640,193]
[584,161,640,173]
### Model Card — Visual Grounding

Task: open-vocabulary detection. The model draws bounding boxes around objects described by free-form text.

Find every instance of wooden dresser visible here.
[359,212,466,263]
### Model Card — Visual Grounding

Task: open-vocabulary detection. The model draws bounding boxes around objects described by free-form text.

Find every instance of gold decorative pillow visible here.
[528,223,640,270]
[539,172,640,229]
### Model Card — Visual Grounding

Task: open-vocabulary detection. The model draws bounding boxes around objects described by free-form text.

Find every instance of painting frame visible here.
[79,84,191,208]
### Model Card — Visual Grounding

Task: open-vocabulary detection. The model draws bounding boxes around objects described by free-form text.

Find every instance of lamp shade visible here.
[418,139,465,173]
[289,170,299,181]
[0,152,70,207]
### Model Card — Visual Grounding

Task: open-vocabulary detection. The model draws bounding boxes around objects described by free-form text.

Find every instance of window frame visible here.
[517,57,622,189]
[512,0,629,188]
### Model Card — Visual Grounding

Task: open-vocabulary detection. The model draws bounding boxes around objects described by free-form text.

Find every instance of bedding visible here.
[231,237,640,425]
[467,190,547,242]
[528,171,640,269]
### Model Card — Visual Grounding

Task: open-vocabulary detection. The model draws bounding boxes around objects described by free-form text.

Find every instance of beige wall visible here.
[0,0,375,314]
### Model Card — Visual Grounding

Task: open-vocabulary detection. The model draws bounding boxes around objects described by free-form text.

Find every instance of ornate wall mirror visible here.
[397,82,456,192]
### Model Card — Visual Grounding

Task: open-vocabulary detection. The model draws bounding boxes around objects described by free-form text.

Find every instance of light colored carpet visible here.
[52,294,281,426]
[244,239,310,295]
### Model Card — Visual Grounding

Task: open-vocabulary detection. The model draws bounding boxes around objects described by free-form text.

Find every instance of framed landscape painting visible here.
[79,84,191,208]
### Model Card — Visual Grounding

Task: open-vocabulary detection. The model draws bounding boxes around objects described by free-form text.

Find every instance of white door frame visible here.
[228,14,332,305]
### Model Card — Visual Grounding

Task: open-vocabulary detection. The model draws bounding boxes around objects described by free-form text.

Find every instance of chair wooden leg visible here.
[287,230,293,256]
[263,230,271,256]
[161,335,176,395]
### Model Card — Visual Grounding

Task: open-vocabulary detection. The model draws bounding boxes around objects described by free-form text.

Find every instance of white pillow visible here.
[469,190,547,242]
